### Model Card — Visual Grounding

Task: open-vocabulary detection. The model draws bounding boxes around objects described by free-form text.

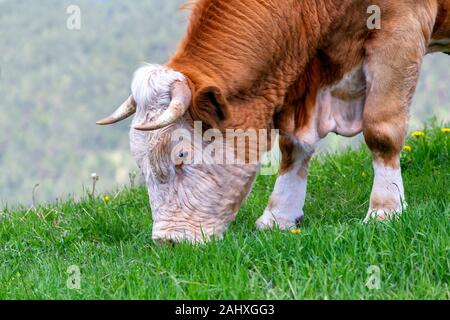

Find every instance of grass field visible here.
[0,126,448,300]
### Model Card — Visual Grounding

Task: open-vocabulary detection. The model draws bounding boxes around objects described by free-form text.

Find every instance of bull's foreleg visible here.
[362,22,428,222]
[256,136,312,230]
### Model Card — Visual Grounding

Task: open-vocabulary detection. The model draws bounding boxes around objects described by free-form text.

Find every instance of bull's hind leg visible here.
[362,17,429,222]
[256,136,312,230]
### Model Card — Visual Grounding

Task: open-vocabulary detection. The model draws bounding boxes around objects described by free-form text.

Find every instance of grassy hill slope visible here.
[0,126,448,299]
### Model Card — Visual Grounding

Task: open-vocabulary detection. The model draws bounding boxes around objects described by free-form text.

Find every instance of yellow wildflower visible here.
[411,131,425,138]
[290,229,302,235]
[102,195,111,202]
[442,128,450,134]
[403,145,412,152]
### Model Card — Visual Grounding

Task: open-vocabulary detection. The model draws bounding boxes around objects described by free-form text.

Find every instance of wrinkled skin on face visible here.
[129,65,258,243]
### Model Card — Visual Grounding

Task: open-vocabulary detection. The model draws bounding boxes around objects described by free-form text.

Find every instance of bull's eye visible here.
[178,150,189,159]
[174,150,189,168]
[172,142,193,169]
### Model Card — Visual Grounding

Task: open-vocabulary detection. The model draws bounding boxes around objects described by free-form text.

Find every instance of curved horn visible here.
[96,95,137,126]
[133,80,191,131]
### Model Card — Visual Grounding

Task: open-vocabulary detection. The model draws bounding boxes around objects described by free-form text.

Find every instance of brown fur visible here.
[434,0,450,39]
[297,156,312,179]
[165,0,449,207]
[278,135,295,175]
[168,1,448,164]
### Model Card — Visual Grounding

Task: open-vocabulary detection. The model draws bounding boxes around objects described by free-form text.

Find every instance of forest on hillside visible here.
[0,0,449,205]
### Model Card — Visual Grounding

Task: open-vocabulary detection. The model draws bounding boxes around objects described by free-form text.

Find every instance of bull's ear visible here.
[191,86,229,129]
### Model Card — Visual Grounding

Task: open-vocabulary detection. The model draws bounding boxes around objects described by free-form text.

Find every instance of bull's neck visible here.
[167,0,344,130]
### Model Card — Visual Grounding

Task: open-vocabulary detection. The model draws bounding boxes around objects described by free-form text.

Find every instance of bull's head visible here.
[97,65,259,243]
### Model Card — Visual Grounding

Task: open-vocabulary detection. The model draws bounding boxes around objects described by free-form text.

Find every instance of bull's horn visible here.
[134,80,191,131]
[96,95,137,125]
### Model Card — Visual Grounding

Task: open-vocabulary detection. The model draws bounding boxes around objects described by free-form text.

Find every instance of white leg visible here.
[364,160,406,223]
[256,148,311,230]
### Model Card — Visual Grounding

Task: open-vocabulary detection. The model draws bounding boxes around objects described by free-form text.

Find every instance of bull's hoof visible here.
[256,210,303,231]
[363,208,402,223]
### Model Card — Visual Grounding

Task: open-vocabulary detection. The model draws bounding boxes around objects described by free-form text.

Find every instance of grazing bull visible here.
[97,0,450,242]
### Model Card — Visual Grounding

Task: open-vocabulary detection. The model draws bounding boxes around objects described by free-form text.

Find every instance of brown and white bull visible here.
[97,0,450,243]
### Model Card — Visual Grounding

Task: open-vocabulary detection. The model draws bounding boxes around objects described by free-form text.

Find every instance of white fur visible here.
[256,148,310,230]
[131,64,185,112]
[128,64,188,236]
[127,64,260,242]
[129,64,185,171]
[364,161,406,222]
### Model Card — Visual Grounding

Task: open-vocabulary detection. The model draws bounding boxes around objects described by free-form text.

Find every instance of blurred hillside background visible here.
[0,0,449,205]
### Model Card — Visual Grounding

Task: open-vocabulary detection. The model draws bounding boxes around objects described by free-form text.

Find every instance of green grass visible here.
[1,126,449,300]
